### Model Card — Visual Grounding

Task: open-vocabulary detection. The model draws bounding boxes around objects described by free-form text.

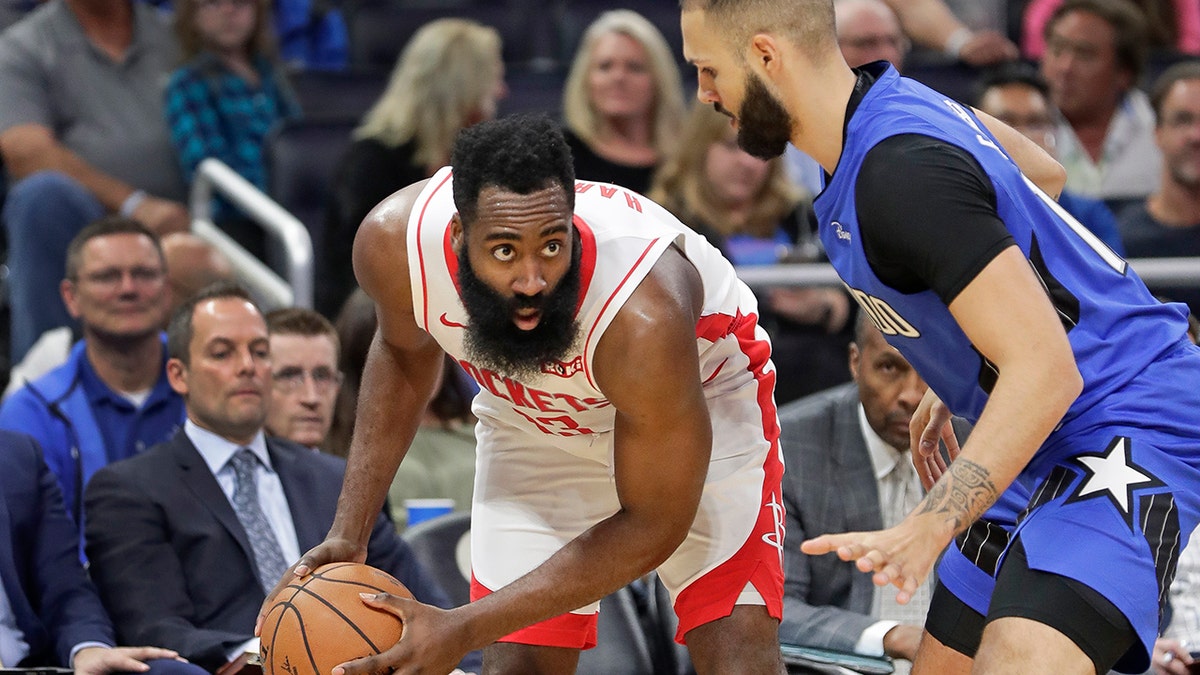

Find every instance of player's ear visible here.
[450,214,464,253]
[749,32,781,73]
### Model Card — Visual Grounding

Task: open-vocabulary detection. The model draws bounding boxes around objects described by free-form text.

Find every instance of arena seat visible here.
[289,69,388,122]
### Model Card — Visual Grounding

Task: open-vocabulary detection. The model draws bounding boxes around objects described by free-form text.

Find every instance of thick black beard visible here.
[736,72,795,160]
[457,234,582,381]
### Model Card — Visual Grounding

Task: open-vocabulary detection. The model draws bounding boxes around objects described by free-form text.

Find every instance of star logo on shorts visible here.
[1065,436,1164,530]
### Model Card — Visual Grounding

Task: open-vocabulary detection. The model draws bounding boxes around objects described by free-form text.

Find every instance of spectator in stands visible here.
[387,354,477,531]
[165,0,301,258]
[1040,0,1162,203]
[650,104,851,403]
[974,64,1126,254]
[323,18,505,316]
[0,0,190,363]
[789,0,910,195]
[0,429,207,675]
[1117,60,1200,317]
[838,0,911,71]
[83,283,480,674]
[778,312,968,675]
[0,218,185,536]
[1024,0,1200,59]
[4,232,234,400]
[325,289,475,525]
[561,9,685,195]
[879,0,1018,65]
[263,307,341,449]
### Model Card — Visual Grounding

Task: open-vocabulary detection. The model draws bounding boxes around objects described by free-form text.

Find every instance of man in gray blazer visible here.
[779,311,968,672]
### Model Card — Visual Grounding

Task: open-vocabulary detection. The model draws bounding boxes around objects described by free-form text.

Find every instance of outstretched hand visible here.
[910,388,959,489]
[334,594,470,675]
[800,516,948,605]
[255,536,368,636]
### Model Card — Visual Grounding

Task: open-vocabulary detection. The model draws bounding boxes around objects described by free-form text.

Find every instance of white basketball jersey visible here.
[407,167,776,465]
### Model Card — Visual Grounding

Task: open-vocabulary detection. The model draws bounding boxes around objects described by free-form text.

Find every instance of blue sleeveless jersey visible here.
[815,66,1191,434]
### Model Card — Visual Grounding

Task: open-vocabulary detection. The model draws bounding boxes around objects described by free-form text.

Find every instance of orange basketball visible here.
[259,562,412,675]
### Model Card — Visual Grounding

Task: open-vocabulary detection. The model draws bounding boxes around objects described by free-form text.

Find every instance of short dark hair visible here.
[680,0,837,58]
[1045,0,1148,81]
[450,113,575,226]
[1150,60,1200,123]
[167,281,258,365]
[973,62,1051,107]
[65,216,164,281]
[265,307,340,355]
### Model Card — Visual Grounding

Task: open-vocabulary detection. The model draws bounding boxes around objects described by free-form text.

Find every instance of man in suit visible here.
[779,311,966,673]
[83,283,479,674]
[0,429,205,675]
[263,308,342,450]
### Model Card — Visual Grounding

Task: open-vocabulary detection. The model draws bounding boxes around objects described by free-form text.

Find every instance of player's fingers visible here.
[257,562,309,635]
[359,592,413,617]
[335,650,395,675]
[855,547,889,574]
[895,575,920,605]
[940,422,961,460]
[800,534,847,555]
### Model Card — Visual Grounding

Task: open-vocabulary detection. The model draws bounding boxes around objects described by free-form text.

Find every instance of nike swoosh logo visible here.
[439,313,467,329]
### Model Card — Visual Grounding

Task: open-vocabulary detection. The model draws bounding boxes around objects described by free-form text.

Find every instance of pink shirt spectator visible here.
[1023,0,1200,59]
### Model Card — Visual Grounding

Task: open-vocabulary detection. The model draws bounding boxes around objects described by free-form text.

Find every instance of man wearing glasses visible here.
[263,308,343,451]
[0,217,184,541]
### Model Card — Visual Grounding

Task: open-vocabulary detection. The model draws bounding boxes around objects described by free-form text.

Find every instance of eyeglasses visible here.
[272,366,343,394]
[78,266,165,288]
[197,0,255,10]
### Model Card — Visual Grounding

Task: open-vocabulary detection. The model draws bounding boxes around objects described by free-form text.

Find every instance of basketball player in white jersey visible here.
[256,114,788,674]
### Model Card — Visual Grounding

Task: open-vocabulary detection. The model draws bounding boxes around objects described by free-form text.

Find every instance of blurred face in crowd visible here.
[705,131,772,209]
[62,233,169,343]
[168,297,271,445]
[1041,9,1130,121]
[836,0,908,70]
[1155,78,1200,190]
[265,333,341,447]
[849,317,927,451]
[978,82,1058,156]
[587,31,657,122]
[193,0,258,57]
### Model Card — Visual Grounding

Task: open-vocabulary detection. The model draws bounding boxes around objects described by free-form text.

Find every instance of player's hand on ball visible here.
[910,388,958,489]
[255,536,367,637]
[336,594,469,675]
[800,517,945,605]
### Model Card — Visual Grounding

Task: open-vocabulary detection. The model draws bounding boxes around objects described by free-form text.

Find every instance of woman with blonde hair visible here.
[561,9,685,194]
[651,104,853,402]
[323,17,506,315]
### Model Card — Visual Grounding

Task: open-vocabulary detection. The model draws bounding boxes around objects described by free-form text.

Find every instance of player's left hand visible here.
[800,514,951,605]
[334,593,469,675]
[910,388,958,489]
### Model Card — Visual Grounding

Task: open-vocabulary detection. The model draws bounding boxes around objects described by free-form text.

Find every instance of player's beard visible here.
[736,72,795,160]
[457,233,582,381]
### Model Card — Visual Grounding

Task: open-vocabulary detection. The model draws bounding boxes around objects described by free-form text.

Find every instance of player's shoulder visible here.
[357,178,432,246]
[600,246,702,357]
[353,177,433,289]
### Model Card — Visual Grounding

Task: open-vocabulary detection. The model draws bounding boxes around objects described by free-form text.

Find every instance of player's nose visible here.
[511,259,548,296]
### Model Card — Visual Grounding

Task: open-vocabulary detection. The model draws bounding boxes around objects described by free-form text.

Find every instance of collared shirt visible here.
[78,349,184,465]
[0,0,185,200]
[184,420,301,566]
[1054,89,1161,201]
[853,405,928,671]
[0,580,30,667]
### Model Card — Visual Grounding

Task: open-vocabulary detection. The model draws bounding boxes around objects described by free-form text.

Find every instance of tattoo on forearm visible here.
[917,460,998,532]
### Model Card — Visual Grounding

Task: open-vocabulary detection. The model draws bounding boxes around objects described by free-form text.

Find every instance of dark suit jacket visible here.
[83,430,459,672]
[778,383,967,652]
[0,430,114,666]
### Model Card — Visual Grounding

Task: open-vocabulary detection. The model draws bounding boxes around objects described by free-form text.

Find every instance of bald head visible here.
[834,0,906,69]
[161,233,235,315]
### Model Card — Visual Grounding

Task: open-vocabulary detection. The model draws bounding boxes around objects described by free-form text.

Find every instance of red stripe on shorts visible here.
[469,575,600,649]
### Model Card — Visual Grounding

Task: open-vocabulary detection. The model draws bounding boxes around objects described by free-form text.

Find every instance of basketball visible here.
[259,562,412,675]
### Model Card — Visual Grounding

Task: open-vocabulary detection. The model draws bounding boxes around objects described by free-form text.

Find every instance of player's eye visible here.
[492,246,515,262]
[543,242,562,256]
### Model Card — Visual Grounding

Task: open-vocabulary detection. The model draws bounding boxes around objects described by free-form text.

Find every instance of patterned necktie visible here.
[876,452,933,674]
[229,449,288,592]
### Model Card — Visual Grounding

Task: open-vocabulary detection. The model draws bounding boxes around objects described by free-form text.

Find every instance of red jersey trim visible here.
[581,238,661,390]
[414,171,454,332]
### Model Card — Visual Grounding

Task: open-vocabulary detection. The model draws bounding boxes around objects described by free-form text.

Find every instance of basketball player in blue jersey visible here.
[681,1,1200,674]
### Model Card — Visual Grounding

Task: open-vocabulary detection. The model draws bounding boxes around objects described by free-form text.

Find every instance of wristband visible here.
[942,27,973,58]
[119,189,147,217]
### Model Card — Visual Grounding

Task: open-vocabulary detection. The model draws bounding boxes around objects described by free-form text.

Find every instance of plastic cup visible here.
[404,498,455,527]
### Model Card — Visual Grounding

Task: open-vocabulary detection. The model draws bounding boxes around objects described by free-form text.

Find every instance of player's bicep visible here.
[594,255,711,529]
